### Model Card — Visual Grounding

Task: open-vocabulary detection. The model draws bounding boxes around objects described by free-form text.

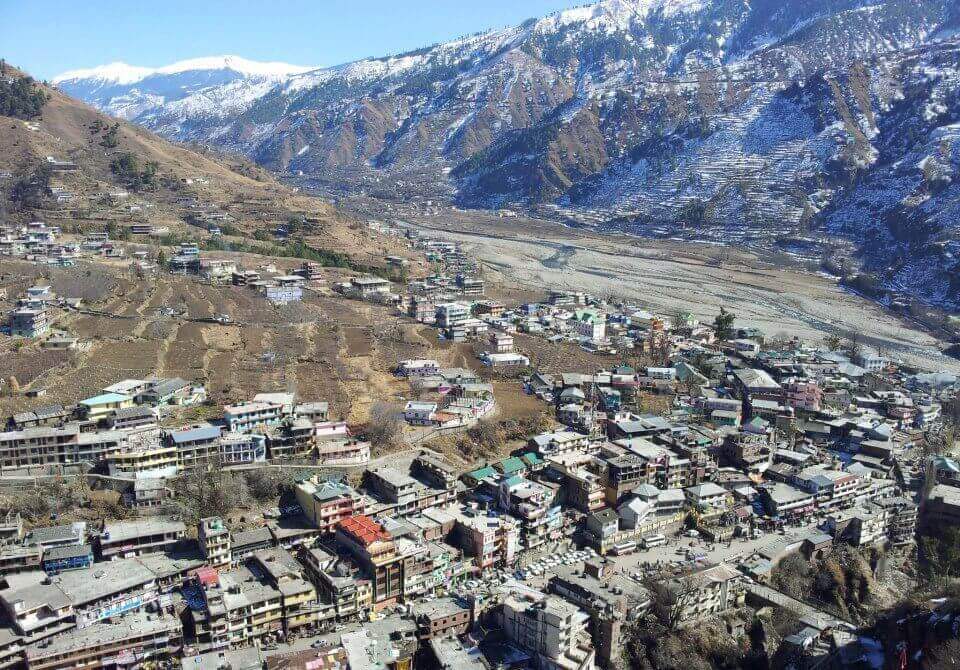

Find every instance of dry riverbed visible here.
[402,211,960,374]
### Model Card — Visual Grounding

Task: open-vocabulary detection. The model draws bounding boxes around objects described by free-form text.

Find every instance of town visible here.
[0,211,958,670]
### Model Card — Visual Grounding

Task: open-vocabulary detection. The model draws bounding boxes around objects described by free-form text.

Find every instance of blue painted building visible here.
[42,543,93,575]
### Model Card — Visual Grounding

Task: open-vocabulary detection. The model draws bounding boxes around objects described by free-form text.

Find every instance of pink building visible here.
[783,380,822,411]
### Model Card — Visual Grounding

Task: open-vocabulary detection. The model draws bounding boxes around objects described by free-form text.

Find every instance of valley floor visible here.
[395,208,960,374]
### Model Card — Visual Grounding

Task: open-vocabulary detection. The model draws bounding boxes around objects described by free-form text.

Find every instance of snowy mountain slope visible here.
[53,55,317,124]
[56,0,960,309]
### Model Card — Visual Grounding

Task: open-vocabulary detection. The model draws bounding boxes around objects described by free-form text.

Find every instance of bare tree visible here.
[467,419,506,452]
[643,573,704,630]
[408,378,427,401]
[364,402,405,450]
[244,468,282,503]
[842,334,863,361]
[171,457,249,523]
[823,334,842,352]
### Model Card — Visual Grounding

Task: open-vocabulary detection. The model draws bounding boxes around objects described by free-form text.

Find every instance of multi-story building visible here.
[315,426,370,466]
[223,400,283,433]
[561,464,606,514]
[105,441,178,478]
[501,592,595,670]
[529,431,592,457]
[98,519,186,559]
[199,517,232,569]
[684,482,733,516]
[218,432,267,465]
[759,483,816,520]
[77,393,134,421]
[571,309,606,342]
[732,368,783,406]
[124,478,172,510]
[366,467,420,513]
[793,467,862,511]
[825,505,888,547]
[497,477,563,552]
[0,426,125,474]
[451,510,518,570]
[721,431,772,474]
[248,548,320,637]
[548,561,650,669]
[435,302,471,331]
[23,523,86,552]
[265,418,315,460]
[9,306,49,338]
[299,547,371,623]
[167,424,222,470]
[40,545,93,576]
[613,438,696,490]
[604,453,652,505]
[783,380,822,411]
[874,496,917,546]
[23,614,181,670]
[294,478,368,535]
[672,564,746,621]
[585,509,620,554]
[0,556,170,643]
[411,454,458,491]
[335,516,404,610]
[412,598,471,640]
[0,545,42,575]
[455,274,484,296]
[922,485,960,531]
[200,567,284,649]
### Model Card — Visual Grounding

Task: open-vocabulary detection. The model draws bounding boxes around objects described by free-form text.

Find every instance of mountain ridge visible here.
[54,0,960,310]
[0,63,396,270]
[53,55,318,85]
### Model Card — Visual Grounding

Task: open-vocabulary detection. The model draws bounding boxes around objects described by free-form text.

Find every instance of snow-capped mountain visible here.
[53,55,317,127]
[57,1,960,309]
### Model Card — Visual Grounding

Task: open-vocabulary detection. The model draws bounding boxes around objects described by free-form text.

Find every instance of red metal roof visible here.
[337,515,389,546]
[192,566,220,587]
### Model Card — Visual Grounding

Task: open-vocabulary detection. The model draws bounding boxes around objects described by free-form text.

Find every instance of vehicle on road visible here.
[641,534,667,549]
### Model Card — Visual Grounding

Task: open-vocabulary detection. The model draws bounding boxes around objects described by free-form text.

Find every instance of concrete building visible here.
[23,614,181,670]
[335,516,404,609]
[223,400,283,433]
[9,306,49,338]
[411,597,471,640]
[922,484,960,531]
[501,592,595,670]
[98,519,186,559]
[294,478,368,535]
[199,517,231,569]
[451,510,518,570]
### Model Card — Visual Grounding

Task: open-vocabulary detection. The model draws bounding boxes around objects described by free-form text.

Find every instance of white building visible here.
[404,401,438,426]
[501,592,595,670]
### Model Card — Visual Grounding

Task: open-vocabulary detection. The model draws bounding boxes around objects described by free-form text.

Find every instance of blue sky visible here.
[2,0,583,80]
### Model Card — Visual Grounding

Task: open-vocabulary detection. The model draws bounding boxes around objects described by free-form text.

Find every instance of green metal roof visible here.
[520,452,543,466]
[466,465,497,480]
[497,457,526,474]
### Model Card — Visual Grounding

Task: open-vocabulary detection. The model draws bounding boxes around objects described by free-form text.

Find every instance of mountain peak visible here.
[52,61,153,85]
[53,55,318,85]
[541,0,706,32]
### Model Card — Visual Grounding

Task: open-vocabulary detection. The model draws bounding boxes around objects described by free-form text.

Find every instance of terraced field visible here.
[0,259,404,419]
[0,256,549,428]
